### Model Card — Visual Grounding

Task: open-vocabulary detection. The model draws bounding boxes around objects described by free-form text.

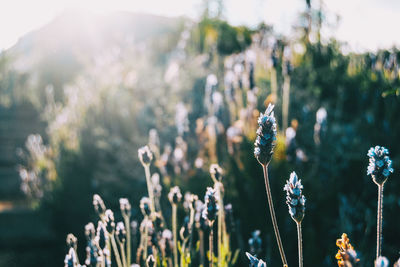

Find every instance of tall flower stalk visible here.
[254,104,287,267]
[139,146,156,214]
[203,187,219,267]
[169,186,182,267]
[335,233,359,266]
[284,172,306,267]
[120,198,131,267]
[367,146,394,260]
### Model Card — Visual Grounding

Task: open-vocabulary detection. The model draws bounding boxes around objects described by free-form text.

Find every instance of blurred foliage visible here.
[0,4,400,267]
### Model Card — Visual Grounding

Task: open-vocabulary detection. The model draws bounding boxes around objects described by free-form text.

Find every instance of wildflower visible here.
[168,186,182,205]
[119,198,131,218]
[146,254,156,267]
[283,172,306,223]
[394,258,400,267]
[116,222,126,244]
[104,210,115,234]
[85,223,102,267]
[64,247,78,267]
[248,230,262,256]
[160,229,173,258]
[209,163,223,182]
[138,146,153,166]
[254,104,277,165]
[246,252,267,267]
[367,146,394,185]
[96,221,108,250]
[375,256,389,267]
[336,233,360,267]
[140,197,152,217]
[66,233,78,251]
[183,192,198,211]
[93,194,106,217]
[202,187,219,224]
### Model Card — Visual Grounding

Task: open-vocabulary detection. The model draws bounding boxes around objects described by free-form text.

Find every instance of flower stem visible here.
[262,164,288,266]
[209,222,214,267]
[120,243,128,267]
[110,234,123,267]
[296,222,303,267]
[124,216,131,267]
[376,184,384,260]
[172,204,179,267]
[144,165,156,214]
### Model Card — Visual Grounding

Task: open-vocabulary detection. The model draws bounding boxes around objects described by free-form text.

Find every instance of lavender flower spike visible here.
[254,104,277,165]
[246,252,267,267]
[367,146,394,185]
[284,172,306,223]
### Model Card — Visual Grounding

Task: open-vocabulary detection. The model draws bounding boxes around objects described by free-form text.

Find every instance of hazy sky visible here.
[1,0,399,52]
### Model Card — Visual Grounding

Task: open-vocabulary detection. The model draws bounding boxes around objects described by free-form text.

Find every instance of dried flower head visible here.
[168,186,182,205]
[140,197,152,216]
[336,233,360,267]
[66,233,78,250]
[104,209,115,234]
[138,146,153,166]
[85,222,96,241]
[254,104,277,165]
[116,222,126,244]
[96,221,108,250]
[146,254,156,267]
[160,229,173,258]
[119,198,131,217]
[64,247,78,267]
[184,192,198,211]
[202,187,219,223]
[209,163,223,182]
[283,172,306,223]
[246,252,267,267]
[375,256,389,267]
[93,194,106,217]
[367,146,394,185]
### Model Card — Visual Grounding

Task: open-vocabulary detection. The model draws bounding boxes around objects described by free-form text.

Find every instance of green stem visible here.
[144,220,148,263]
[144,165,156,214]
[296,222,303,267]
[110,234,123,267]
[209,222,214,267]
[217,184,224,266]
[376,184,384,260]
[173,204,179,267]
[120,243,128,267]
[124,216,131,267]
[262,164,288,267]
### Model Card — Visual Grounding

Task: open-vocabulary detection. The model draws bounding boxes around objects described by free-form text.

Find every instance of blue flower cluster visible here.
[367,146,394,185]
[246,252,267,267]
[283,172,306,223]
[254,104,277,165]
[202,187,219,223]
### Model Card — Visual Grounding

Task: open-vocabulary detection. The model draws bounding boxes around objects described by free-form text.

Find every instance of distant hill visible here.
[0,10,184,201]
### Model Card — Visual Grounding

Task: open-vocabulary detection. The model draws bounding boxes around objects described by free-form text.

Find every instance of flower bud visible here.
[138,146,153,166]
[246,252,267,267]
[119,198,131,217]
[367,146,394,185]
[168,186,182,205]
[140,197,152,217]
[254,104,277,165]
[202,187,219,223]
[283,172,306,223]
[93,194,106,217]
[116,222,126,244]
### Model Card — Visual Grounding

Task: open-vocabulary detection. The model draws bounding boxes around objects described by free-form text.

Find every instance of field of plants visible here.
[0,1,400,267]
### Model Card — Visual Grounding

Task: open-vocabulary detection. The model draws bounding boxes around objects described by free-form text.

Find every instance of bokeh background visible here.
[1,0,400,266]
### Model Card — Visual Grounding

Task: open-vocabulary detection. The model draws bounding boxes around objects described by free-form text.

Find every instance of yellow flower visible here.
[335,233,359,267]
